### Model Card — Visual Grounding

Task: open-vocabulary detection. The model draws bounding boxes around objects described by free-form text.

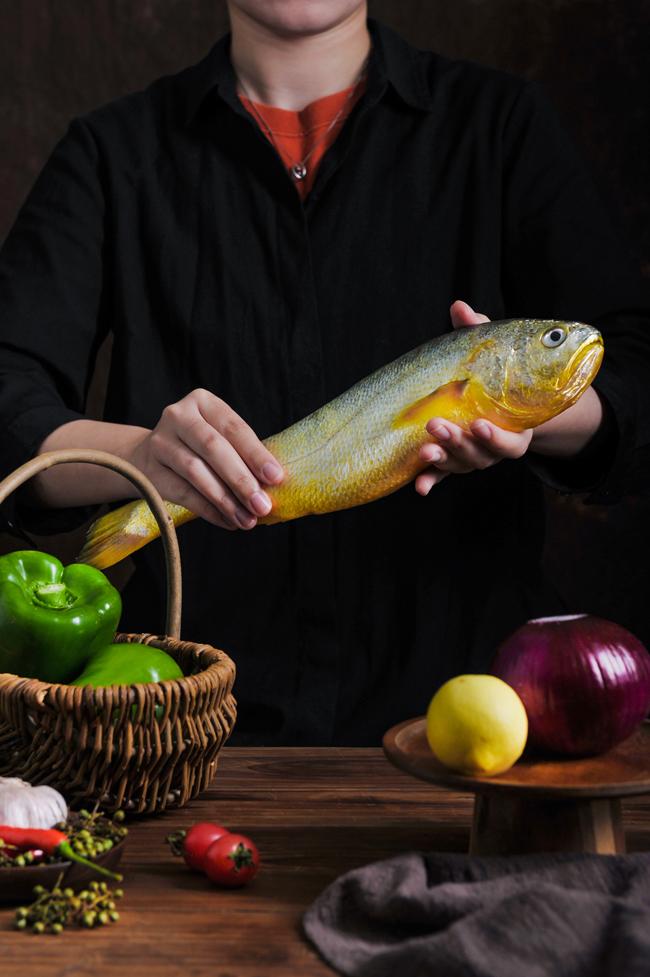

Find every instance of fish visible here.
[78,318,603,569]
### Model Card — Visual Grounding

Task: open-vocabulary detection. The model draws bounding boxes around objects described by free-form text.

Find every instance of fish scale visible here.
[262,329,471,518]
[78,318,603,567]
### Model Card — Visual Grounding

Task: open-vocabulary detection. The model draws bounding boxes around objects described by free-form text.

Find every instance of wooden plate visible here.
[383,717,650,799]
[0,839,125,905]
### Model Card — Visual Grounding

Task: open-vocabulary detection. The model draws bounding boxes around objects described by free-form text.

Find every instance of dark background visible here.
[1,0,649,643]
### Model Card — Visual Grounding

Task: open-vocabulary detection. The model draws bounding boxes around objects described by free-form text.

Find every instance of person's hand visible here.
[414,300,533,496]
[127,389,284,531]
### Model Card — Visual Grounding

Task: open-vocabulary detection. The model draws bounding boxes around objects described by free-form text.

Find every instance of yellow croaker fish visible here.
[79,319,603,569]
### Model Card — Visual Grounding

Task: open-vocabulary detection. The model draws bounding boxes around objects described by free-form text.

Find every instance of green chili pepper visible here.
[70,643,182,687]
[0,551,122,683]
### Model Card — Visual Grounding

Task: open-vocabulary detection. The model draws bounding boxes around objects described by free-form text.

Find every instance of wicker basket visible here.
[0,449,237,814]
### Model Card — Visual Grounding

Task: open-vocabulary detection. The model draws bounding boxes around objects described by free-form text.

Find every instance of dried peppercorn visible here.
[15,878,124,934]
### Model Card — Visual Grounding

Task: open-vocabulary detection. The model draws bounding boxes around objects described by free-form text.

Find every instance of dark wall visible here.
[2,1,648,270]
[1,1,649,640]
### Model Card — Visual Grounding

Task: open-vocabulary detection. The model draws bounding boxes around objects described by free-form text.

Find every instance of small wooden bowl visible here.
[0,838,125,905]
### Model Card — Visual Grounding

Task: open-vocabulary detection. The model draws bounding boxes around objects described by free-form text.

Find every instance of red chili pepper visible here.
[0,826,122,881]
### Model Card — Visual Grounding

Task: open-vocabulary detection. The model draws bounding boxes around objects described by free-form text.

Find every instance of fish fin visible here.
[392,379,470,429]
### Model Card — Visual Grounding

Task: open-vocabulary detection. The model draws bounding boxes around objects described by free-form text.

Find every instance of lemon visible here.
[425,674,528,775]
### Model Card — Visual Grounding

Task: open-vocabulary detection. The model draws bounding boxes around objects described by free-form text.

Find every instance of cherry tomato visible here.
[204,833,260,888]
[181,822,230,872]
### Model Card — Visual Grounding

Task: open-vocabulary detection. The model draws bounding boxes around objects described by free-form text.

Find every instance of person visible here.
[0,1,648,745]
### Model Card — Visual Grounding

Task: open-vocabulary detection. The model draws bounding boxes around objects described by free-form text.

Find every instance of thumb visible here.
[450,299,491,330]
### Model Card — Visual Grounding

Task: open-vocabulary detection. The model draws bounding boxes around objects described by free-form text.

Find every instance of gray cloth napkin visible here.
[302,851,650,977]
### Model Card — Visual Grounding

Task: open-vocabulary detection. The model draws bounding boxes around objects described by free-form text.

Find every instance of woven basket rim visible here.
[0,632,236,704]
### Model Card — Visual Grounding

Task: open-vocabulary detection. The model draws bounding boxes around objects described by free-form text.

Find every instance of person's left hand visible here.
[415,300,534,496]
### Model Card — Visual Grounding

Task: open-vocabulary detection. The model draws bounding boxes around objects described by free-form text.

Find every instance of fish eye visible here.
[542,327,566,348]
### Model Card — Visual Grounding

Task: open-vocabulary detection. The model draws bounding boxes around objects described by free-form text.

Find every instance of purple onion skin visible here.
[491,615,650,756]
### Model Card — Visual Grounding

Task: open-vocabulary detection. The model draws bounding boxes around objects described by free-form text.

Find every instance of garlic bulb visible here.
[0,777,68,829]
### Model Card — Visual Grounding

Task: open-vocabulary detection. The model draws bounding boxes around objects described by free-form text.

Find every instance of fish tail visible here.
[78,500,195,569]
[77,501,157,568]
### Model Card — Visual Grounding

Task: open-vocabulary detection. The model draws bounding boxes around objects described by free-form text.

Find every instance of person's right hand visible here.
[127,389,284,531]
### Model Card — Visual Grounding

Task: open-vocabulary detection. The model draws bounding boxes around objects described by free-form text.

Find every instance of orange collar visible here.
[239,78,366,199]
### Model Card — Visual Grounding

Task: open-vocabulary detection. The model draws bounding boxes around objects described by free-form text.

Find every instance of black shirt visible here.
[1,21,649,744]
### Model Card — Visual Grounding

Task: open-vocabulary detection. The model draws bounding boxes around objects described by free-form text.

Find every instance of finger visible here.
[153,434,259,528]
[469,420,533,459]
[180,417,272,518]
[415,468,448,495]
[195,392,284,485]
[419,443,448,467]
[152,463,239,531]
[450,299,491,330]
[425,419,503,473]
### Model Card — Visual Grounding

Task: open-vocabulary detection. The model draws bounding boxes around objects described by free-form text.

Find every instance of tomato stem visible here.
[228,843,254,871]
[165,830,187,858]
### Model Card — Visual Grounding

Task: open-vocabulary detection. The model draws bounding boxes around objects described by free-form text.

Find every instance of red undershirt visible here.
[239,79,366,200]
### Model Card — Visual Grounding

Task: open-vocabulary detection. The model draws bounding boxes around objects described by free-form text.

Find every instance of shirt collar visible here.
[179,18,434,126]
[368,19,434,111]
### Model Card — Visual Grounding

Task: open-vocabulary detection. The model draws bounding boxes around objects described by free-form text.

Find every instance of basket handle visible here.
[0,449,181,638]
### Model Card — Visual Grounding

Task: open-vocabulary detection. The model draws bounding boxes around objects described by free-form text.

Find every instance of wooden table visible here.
[1,747,649,976]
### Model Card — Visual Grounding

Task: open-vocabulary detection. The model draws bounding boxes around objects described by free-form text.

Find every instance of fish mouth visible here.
[557,333,604,399]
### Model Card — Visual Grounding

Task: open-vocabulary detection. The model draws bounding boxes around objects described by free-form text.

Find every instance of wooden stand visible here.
[471,794,625,855]
[383,718,650,856]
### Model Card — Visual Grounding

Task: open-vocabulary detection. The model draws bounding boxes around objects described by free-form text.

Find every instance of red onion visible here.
[491,614,650,756]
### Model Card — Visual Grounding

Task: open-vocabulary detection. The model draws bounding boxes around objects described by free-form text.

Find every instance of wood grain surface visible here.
[0,747,647,977]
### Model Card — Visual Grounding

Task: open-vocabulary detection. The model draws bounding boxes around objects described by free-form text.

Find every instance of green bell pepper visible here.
[0,550,122,683]
[70,643,183,687]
